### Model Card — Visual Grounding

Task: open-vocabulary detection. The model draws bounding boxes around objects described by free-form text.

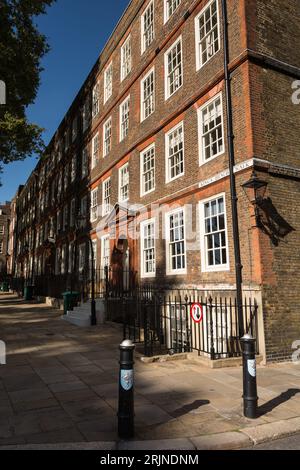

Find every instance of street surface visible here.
[1,293,300,448]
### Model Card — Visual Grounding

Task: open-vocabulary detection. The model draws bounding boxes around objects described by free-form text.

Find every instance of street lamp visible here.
[75,211,97,326]
[242,171,268,227]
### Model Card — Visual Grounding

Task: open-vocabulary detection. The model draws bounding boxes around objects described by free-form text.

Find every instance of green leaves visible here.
[0,111,45,162]
[0,0,55,177]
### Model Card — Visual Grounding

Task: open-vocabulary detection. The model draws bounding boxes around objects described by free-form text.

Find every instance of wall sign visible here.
[190,303,203,323]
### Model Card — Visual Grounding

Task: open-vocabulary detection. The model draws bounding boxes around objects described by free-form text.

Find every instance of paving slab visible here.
[1,294,300,448]
[118,438,195,450]
[190,431,252,450]
[241,416,300,445]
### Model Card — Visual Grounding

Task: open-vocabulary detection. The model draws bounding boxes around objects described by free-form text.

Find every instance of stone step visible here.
[62,298,106,327]
[63,310,91,327]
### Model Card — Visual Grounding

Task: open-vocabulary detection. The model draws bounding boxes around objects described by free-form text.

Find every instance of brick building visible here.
[0,202,11,277]
[12,0,300,362]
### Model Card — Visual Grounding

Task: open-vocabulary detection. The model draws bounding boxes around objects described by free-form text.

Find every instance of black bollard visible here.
[118,339,135,439]
[241,333,258,419]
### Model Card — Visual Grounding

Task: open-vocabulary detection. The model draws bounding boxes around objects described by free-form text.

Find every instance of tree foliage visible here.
[0,0,55,175]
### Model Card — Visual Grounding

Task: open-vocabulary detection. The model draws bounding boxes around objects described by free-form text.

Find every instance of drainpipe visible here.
[221,0,244,338]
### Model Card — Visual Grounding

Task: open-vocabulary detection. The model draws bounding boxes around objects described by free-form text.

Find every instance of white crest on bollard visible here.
[0,340,6,365]
[0,81,6,105]
[292,340,300,364]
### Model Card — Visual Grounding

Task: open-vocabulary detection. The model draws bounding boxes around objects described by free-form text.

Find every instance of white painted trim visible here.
[140,217,156,278]
[141,0,155,54]
[91,132,99,169]
[119,95,130,142]
[104,61,113,104]
[165,121,185,184]
[90,187,98,223]
[164,0,181,24]
[199,192,230,273]
[140,66,155,122]
[195,0,220,71]
[140,143,156,197]
[118,162,129,203]
[103,116,112,158]
[165,206,187,276]
[120,35,131,82]
[199,158,255,189]
[164,35,183,101]
[198,91,225,166]
[100,234,110,269]
[102,176,111,217]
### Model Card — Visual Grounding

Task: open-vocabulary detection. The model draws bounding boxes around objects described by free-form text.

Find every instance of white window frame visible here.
[199,193,230,273]
[164,0,181,23]
[78,243,86,273]
[0,225,4,234]
[92,132,100,169]
[0,241,3,254]
[140,67,155,122]
[140,218,156,278]
[140,143,155,196]
[198,92,224,165]
[71,155,76,182]
[119,163,129,203]
[104,62,113,104]
[165,121,185,183]
[82,147,89,178]
[119,96,130,142]
[102,177,111,217]
[195,0,220,70]
[103,117,112,157]
[165,206,187,275]
[92,82,100,119]
[101,235,110,268]
[61,244,67,275]
[90,188,98,223]
[82,97,90,133]
[68,242,74,273]
[141,0,155,54]
[121,35,132,81]
[164,36,183,100]
[90,239,97,271]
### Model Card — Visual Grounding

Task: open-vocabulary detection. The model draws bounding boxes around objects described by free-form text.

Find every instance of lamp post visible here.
[242,171,268,227]
[75,212,97,326]
[241,171,268,419]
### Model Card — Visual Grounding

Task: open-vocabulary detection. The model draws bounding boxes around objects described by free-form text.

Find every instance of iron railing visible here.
[120,291,259,359]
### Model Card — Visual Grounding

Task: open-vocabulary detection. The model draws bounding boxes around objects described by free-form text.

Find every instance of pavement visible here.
[1,292,300,450]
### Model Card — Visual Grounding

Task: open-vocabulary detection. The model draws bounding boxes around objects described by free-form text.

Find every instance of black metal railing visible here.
[120,291,259,359]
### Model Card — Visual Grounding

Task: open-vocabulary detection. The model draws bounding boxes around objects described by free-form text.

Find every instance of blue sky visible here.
[0,0,130,203]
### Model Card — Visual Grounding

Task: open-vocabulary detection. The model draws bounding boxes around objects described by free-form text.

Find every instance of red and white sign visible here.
[190,303,203,323]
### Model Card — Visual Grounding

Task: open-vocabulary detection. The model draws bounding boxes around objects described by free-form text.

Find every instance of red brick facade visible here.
[13,0,300,362]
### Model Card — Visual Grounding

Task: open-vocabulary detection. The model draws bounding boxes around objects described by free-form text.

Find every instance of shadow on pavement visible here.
[169,399,210,418]
[257,388,300,416]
